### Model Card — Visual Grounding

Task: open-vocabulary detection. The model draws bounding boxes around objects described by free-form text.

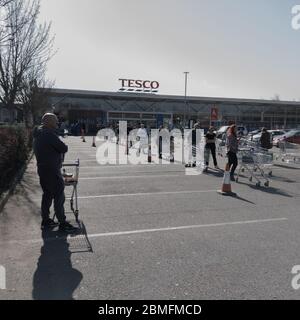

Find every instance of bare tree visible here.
[18,60,54,127]
[0,0,54,120]
[0,0,14,6]
[0,0,20,44]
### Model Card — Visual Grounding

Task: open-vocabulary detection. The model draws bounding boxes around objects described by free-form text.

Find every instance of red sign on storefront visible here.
[211,107,218,121]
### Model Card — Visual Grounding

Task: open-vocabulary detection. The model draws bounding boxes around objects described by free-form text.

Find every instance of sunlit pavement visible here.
[1,136,300,299]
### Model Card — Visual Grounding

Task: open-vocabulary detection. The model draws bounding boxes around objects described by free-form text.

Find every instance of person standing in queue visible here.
[33,113,76,231]
[81,122,86,142]
[158,125,163,159]
[260,128,272,150]
[226,124,239,181]
[191,122,201,167]
[91,122,101,147]
[137,123,148,154]
[204,126,219,172]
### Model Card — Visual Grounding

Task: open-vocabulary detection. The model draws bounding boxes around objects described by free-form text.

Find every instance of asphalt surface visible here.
[1,136,300,300]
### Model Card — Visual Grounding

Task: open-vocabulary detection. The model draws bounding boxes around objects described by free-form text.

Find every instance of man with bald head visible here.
[33,113,75,231]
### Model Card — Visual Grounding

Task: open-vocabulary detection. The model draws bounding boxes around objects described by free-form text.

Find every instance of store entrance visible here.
[107,111,173,129]
[68,109,105,133]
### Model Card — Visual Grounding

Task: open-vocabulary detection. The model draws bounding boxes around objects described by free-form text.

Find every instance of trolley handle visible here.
[62,159,80,167]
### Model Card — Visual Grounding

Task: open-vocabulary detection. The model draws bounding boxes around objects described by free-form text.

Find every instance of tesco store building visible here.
[48,79,300,133]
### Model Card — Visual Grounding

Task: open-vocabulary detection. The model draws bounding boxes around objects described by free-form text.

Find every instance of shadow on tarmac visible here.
[14,174,41,217]
[236,181,293,198]
[231,195,256,205]
[32,228,83,300]
[274,163,300,170]
[268,176,297,183]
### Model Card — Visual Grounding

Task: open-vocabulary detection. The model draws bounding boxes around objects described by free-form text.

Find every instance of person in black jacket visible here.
[204,126,219,171]
[33,113,76,232]
[260,128,272,150]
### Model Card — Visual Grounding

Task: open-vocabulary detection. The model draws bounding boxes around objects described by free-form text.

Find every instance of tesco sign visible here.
[118,78,159,93]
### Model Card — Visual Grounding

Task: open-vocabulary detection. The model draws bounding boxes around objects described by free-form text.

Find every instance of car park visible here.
[273,129,300,146]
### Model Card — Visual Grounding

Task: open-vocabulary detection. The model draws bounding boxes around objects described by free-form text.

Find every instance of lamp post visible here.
[51,94,69,113]
[183,71,189,128]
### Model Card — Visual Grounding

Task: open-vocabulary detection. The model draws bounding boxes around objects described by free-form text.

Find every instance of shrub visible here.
[0,125,32,193]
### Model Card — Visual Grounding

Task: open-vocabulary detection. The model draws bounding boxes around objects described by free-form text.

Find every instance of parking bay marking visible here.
[4,217,288,245]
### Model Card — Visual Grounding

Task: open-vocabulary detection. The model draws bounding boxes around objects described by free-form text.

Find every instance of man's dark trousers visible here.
[38,165,66,223]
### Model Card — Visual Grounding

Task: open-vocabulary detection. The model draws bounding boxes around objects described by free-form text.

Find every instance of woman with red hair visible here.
[226,125,238,181]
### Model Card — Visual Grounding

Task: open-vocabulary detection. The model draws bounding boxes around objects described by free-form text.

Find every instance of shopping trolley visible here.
[276,141,300,164]
[239,138,274,175]
[61,159,80,223]
[51,158,93,252]
[236,147,273,187]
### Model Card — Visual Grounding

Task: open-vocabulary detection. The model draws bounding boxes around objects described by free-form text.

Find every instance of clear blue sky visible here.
[39,0,300,100]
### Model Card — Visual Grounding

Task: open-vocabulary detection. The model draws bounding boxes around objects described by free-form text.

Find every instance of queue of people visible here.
[33,113,275,233]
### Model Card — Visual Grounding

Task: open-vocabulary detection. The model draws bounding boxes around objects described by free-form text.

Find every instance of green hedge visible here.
[0,125,32,193]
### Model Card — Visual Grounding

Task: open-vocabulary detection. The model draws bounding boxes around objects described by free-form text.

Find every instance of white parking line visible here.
[79,174,187,180]
[87,217,288,238]
[76,189,219,199]
[32,189,219,202]
[5,217,287,245]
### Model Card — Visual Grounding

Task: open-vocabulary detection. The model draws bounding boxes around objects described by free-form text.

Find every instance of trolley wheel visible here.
[264,181,269,187]
[268,171,272,177]
[236,178,239,183]
[70,199,74,212]
[241,168,245,173]
[249,177,252,182]
[254,168,257,172]
[75,210,79,223]
[256,182,261,187]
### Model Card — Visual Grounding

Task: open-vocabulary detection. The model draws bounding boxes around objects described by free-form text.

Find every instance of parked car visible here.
[237,126,248,136]
[247,129,261,141]
[252,130,287,143]
[216,125,247,139]
[248,129,261,136]
[273,129,300,147]
[216,125,229,139]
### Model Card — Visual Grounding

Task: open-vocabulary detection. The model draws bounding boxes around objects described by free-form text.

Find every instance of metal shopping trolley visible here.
[51,158,93,252]
[239,138,274,175]
[276,141,300,164]
[236,147,273,187]
[216,138,227,158]
[61,159,80,223]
